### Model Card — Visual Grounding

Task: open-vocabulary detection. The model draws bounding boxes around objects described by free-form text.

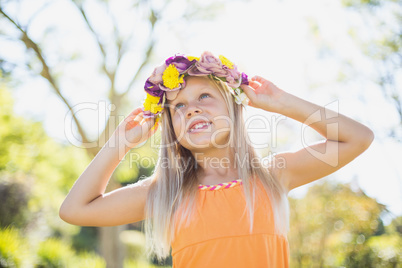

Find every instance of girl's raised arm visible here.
[241,76,374,193]
[59,107,158,226]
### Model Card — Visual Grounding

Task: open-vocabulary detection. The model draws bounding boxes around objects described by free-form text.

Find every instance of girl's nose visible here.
[186,105,202,118]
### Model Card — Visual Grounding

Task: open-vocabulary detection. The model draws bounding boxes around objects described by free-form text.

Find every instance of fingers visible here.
[240,84,255,95]
[248,80,261,89]
[124,111,145,130]
[134,113,144,123]
[139,116,158,130]
[142,117,159,137]
[250,75,268,84]
[240,83,258,102]
[125,107,144,121]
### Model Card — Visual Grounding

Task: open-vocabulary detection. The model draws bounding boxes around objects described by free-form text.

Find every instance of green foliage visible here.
[121,229,173,267]
[0,85,90,236]
[0,79,163,267]
[0,178,30,228]
[120,230,147,261]
[0,227,106,268]
[36,238,106,268]
[36,238,76,267]
[344,233,402,267]
[72,227,99,252]
[0,227,31,267]
[75,251,106,268]
[288,180,395,267]
[386,216,402,235]
[0,81,104,266]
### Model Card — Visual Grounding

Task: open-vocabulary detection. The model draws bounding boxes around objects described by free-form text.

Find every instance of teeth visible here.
[189,122,211,132]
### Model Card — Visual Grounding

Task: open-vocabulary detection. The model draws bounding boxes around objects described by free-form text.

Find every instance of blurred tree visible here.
[0,79,106,264]
[343,0,401,141]
[0,83,90,232]
[344,216,402,267]
[288,179,402,267]
[306,0,401,141]
[302,7,402,266]
[0,0,241,266]
[0,177,30,228]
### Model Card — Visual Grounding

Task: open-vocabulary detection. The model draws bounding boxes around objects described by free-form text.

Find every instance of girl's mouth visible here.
[188,122,212,133]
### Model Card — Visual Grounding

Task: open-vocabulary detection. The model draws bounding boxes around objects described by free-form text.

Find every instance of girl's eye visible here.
[175,103,184,110]
[174,94,210,110]
[200,93,210,100]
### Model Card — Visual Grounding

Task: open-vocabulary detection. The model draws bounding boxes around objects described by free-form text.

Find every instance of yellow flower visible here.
[143,93,163,114]
[187,56,200,61]
[162,64,184,89]
[219,55,234,69]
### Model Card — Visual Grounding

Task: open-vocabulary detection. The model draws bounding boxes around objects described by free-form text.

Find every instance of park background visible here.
[0,0,401,267]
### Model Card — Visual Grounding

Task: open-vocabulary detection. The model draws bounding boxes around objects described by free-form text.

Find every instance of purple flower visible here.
[241,72,249,85]
[165,55,194,74]
[142,51,250,117]
[158,92,165,105]
[188,51,229,77]
[144,79,164,97]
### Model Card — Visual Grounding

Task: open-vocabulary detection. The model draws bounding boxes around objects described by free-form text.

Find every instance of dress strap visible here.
[198,179,242,191]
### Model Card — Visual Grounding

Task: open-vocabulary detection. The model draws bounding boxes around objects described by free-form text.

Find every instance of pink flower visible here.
[188,51,229,77]
[148,64,166,85]
[224,65,242,88]
[226,76,241,88]
[225,65,240,80]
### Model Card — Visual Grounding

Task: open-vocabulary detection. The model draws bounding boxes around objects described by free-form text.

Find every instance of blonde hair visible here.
[143,76,289,262]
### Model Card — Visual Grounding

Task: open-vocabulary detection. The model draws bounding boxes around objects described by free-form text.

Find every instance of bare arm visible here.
[59,107,158,226]
[268,92,374,192]
[242,76,374,193]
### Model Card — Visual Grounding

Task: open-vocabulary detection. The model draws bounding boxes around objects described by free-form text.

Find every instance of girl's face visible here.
[168,76,232,150]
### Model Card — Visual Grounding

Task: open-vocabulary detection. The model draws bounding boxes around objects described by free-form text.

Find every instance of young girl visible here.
[60,51,374,267]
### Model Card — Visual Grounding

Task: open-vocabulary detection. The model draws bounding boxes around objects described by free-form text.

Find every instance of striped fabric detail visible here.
[198,179,242,191]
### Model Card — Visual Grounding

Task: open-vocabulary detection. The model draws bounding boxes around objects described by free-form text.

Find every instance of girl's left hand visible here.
[240,76,287,113]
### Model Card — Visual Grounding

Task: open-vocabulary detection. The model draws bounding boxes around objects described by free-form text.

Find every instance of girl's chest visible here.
[172,187,276,249]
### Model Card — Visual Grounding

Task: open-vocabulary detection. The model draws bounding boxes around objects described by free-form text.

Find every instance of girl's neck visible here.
[193,147,239,185]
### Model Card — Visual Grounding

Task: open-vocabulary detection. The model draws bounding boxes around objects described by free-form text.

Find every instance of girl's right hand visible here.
[112,107,159,150]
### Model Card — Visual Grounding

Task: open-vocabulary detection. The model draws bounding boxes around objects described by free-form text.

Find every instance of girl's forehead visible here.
[185,76,214,88]
[169,78,216,102]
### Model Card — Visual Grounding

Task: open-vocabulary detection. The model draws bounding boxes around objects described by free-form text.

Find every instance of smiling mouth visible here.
[188,122,212,133]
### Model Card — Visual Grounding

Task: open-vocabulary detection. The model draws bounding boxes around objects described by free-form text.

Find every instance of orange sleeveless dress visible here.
[171,179,290,268]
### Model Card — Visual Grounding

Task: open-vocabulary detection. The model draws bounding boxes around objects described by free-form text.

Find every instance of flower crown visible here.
[142,51,249,118]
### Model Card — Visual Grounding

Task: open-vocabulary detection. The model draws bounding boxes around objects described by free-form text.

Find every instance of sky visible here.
[1,0,401,223]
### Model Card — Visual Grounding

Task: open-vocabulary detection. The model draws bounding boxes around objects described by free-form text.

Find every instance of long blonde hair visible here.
[143,76,289,262]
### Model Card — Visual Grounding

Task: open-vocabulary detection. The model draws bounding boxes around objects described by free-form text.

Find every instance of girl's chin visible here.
[180,135,230,150]
[182,139,213,149]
